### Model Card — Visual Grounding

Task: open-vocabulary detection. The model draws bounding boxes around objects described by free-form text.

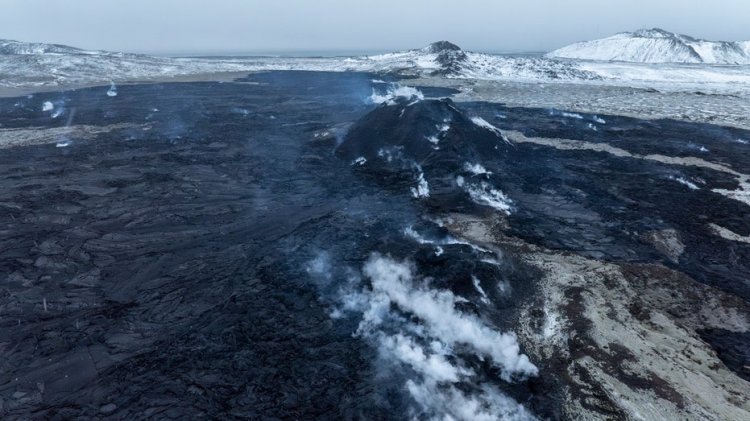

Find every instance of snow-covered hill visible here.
[547,28,750,64]
[358,41,601,81]
[1,38,749,95]
[0,39,88,55]
[0,39,602,89]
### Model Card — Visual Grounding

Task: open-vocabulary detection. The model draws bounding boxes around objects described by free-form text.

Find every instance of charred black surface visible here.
[699,329,750,381]
[0,73,414,419]
[1,72,749,419]
[456,102,750,300]
[337,98,511,212]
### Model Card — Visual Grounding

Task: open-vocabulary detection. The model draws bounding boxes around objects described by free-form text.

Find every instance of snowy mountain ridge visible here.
[0,39,602,89]
[1,38,749,95]
[0,39,147,58]
[547,28,750,64]
[362,41,600,80]
[0,39,88,55]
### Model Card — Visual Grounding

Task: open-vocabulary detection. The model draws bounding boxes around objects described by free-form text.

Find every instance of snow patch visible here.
[542,308,561,339]
[470,117,512,144]
[670,176,699,190]
[561,112,584,119]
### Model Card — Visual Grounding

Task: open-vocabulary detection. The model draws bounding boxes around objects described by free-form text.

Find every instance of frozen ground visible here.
[547,28,750,64]
[2,39,749,92]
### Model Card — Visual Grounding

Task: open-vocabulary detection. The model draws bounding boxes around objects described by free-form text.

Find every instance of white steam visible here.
[107,81,118,97]
[464,162,492,176]
[369,85,424,105]
[407,380,536,421]
[561,111,583,119]
[411,170,430,198]
[361,255,537,380]
[457,176,514,215]
[311,246,537,419]
[337,254,539,420]
[472,275,491,305]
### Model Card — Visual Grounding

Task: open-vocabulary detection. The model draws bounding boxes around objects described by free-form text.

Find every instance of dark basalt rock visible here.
[337,98,511,208]
[423,41,462,53]
[420,41,468,76]
[698,329,750,381]
[1,71,750,420]
[434,49,468,76]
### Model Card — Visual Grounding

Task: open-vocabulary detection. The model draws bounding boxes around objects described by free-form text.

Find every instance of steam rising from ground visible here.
[456,176,514,214]
[317,253,537,420]
[369,85,424,105]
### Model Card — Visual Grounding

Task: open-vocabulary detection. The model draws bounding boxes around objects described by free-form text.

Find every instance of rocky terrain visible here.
[0,70,749,419]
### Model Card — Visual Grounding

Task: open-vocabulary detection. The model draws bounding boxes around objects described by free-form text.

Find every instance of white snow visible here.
[541,308,561,339]
[670,176,700,190]
[548,28,750,64]
[2,38,750,99]
[42,101,53,112]
[470,116,512,143]
[471,116,500,133]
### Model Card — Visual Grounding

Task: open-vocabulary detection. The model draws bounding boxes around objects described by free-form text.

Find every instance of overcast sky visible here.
[1,0,749,55]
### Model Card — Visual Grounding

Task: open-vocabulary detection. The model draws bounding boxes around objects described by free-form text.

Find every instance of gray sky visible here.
[1,0,749,55]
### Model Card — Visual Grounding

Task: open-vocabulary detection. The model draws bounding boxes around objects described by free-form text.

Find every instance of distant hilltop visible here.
[0,39,86,55]
[547,28,750,64]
